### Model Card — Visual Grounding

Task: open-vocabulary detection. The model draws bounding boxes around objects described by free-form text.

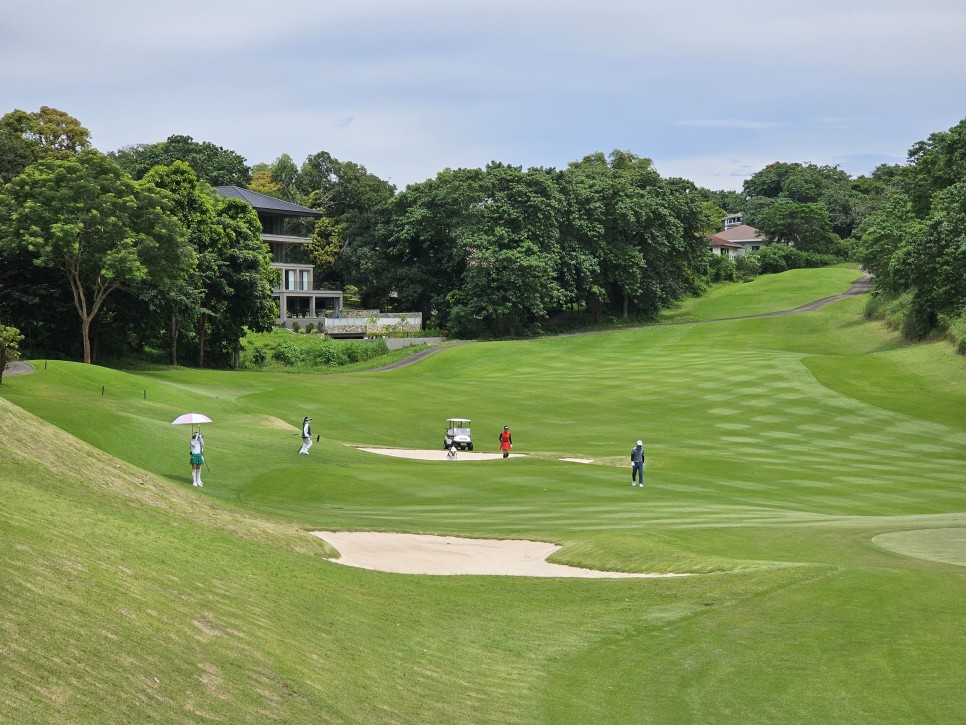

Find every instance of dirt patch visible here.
[311,531,688,578]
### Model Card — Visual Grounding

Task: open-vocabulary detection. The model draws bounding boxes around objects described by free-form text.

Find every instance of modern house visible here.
[213,186,424,339]
[214,186,343,326]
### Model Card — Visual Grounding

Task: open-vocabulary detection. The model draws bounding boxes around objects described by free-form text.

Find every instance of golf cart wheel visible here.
[468,443,473,451]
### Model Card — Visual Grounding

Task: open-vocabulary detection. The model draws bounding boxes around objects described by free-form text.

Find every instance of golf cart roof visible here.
[447,418,471,424]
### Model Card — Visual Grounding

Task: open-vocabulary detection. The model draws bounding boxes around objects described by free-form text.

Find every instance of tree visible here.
[297,151,396,301]
[754,199,841,254]
[892,182,966,334]
[0,106,90,182]
[0,151,193,364]
[248,168,283,199]
[0,324,24,384]
[142,162,276,368]
[907,117,966,216]
[211,197,278,368]
[110,134,251,186]
[305,216,346,284]
[854,195,925,295]
[743,161,861,238]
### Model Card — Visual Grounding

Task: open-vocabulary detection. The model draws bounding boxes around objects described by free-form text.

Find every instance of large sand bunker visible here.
[311,531,687,578]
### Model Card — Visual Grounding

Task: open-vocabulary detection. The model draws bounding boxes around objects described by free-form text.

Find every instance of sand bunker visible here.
[311,531,687,578]
[357,447,524,461]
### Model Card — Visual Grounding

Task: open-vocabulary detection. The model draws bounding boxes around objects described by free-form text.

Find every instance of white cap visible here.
[636,440,643,446]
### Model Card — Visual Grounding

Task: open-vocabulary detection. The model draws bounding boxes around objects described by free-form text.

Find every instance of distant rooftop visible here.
[214,186,324,217]
[714,224,764,242]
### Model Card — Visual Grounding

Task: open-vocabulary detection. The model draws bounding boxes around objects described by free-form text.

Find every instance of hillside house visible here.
[213,186,424,338]
[214,186,343,325]
[708,218,766,257]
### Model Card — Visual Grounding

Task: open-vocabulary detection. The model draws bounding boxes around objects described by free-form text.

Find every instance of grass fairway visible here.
[2,267,965,723]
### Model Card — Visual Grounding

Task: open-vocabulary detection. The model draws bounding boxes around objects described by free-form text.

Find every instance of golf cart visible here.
[443,418,473,451]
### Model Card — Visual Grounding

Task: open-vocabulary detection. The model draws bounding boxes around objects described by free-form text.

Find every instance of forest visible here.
[2,106,965,366]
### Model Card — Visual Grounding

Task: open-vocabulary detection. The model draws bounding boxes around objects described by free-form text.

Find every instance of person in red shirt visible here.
[499,425,513,458]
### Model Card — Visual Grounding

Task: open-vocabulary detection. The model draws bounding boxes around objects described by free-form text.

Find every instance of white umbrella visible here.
[171,413,213,433]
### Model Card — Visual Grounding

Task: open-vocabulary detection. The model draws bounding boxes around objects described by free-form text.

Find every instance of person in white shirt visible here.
[299,417,314,455]
[189,431,205,487]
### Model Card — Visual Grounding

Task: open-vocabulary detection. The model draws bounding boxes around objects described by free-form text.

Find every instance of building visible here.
[213,186,424,339]
[708,218,766,257]
[708,236,745,259]
[214,186,343,326]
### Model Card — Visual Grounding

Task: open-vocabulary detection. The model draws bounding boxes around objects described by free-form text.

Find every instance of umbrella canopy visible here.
[171,413,213,426]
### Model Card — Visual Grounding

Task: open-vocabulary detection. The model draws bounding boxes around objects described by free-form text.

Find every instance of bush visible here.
[752,244,843,275]
[707,254,737,282]
[734,254,761,281]
[272,340,304,366]
[250,345,268,367]
[238,328,395,370]
[947,312,966,355]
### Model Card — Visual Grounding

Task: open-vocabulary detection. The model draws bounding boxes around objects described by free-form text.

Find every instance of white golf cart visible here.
[443,418,473,451]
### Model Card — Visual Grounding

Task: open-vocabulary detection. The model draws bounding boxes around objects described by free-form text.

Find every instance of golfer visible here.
[299,416,314,455]
[499,425,513,459]
[630,439,646,487]
[189,431,205,487]
[447,445,458,461]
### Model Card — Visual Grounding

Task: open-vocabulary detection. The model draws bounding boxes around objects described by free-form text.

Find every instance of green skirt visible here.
[190,453,204,465]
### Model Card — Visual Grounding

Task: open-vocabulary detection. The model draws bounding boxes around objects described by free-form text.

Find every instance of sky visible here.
[3,0,965,192]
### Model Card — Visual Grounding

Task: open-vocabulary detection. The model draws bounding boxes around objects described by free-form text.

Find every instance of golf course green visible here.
[2,265,965,723]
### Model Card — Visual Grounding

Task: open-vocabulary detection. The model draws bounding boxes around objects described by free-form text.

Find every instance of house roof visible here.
[708,236,743,248]
[214,186,324,217]
[713,224,764,243]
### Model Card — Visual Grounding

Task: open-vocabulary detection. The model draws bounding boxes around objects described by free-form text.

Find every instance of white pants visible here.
[299,436,313,454]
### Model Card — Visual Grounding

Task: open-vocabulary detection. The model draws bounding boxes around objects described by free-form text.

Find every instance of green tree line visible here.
[3,105,965,365]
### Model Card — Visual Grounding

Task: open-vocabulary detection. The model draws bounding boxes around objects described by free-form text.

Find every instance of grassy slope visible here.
[2,266,965,723]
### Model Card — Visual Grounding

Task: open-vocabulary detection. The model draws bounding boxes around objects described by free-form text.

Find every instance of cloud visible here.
[2,0,965,190]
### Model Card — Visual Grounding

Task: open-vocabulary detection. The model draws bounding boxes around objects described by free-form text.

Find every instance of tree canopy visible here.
[0,151,194,363]
[110,134,251,187]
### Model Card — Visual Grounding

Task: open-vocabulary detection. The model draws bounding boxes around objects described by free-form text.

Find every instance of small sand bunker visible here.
[311,531,688,578]
[357,447,524,461]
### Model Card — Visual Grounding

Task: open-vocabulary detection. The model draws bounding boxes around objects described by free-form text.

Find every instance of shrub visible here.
[272,341,304,366]
[734,254,761,281]
[707,254,737,283]
[947,312,966,355]
[291,321,301,333]
[250,346,268,367]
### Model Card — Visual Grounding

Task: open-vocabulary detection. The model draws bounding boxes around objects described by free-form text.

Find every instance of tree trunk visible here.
[233,340,241,370]
[81,316,93,364]
[197,312,207,369]
[622,292,628,319]
[170,312,179,366]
